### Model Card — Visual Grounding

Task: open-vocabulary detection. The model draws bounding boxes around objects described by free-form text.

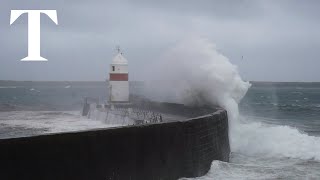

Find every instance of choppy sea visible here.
[186,82,320,180]
[1,81,320,179]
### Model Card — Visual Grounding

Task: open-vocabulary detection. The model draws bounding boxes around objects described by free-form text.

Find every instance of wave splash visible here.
[233,119,320,160]
[147,38,320,161]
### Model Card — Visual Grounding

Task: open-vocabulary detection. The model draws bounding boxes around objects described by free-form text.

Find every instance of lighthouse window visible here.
[112,66,115,71]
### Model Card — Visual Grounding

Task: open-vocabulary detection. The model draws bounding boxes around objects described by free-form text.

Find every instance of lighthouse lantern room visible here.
[109,48,129,103]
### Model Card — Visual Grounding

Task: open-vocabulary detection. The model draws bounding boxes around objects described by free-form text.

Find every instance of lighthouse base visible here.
[109,81,129,102]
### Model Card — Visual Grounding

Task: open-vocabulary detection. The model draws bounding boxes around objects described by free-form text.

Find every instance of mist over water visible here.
[144,38,320,179]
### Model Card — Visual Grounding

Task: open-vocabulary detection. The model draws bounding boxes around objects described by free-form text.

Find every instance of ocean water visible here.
[184,82,320,180]
[1,81,320,179]
[0,81,118,138]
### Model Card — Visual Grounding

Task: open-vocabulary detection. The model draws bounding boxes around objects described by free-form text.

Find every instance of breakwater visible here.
[0,104,229,180]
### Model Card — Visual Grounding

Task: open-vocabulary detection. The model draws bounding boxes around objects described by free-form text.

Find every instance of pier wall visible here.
[0,109,229,180]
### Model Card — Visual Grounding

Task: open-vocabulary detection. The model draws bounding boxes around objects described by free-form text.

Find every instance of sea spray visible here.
[145,38,320,161]
[144,38,250,123]
[232,120,320,160]
[144,38,251,148]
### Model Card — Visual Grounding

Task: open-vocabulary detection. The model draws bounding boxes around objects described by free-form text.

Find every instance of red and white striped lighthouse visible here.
[109,48,129,102]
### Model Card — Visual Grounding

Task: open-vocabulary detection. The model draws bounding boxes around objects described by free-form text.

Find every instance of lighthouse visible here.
[109,48,129,103]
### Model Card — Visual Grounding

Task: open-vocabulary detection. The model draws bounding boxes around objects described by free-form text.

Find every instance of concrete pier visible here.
[0,103,229,180]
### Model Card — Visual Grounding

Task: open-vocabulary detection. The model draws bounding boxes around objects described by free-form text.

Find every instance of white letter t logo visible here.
[10,10,58,61]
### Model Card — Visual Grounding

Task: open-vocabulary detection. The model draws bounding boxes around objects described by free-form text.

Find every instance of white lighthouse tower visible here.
[109,48,129,103]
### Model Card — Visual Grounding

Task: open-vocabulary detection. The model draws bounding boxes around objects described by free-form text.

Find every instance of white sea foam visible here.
[180,159,320,180]
[232,119,320,161]
[29,88,41,92]
[0,111,119,135]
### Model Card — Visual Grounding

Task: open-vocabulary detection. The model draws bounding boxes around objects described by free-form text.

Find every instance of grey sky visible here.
[0,0,319,82]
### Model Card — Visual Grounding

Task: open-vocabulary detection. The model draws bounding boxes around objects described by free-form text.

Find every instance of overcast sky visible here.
[0,0,319,82]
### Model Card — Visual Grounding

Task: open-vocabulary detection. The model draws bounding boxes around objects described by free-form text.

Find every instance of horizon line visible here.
[1,80,320,83]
